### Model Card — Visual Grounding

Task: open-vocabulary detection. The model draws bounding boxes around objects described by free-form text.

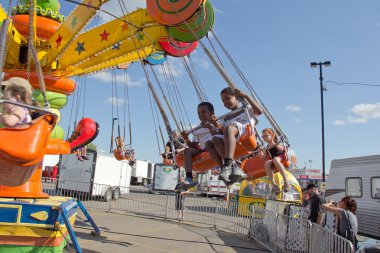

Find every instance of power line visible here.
[325,80,380,87]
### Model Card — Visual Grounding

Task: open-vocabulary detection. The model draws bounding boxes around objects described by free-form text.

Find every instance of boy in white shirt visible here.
[182,102,219,182]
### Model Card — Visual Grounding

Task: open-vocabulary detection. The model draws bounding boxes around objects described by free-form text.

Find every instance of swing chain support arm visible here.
[201,41,289,145]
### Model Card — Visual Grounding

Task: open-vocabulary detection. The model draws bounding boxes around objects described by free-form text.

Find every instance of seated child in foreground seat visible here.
[0,77,35,127]
[182,102,220,182]
[206,87,262,185]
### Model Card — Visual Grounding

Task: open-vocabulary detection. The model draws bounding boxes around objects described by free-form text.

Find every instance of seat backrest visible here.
[0,114,56,162]
[0,114,56,186]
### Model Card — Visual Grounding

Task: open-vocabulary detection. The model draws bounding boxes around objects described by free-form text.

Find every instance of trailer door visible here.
[58,152,95,193]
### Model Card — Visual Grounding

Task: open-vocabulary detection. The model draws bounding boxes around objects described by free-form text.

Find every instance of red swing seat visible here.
[0,114,56,187]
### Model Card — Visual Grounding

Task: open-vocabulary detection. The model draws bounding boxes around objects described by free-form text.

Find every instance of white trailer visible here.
[197,170,227,197]
[325,154,380,239]
[130,160,154,186]
[57,150,132,201]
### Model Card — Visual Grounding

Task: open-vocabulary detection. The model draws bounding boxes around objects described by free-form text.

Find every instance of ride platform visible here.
[0,196,100,253]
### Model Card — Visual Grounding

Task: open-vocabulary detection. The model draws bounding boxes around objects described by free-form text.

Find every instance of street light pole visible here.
[110,117,118,153]
[310,61,331,183]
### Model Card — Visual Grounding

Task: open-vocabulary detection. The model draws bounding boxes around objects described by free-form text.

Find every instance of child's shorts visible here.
[214,122,249,142]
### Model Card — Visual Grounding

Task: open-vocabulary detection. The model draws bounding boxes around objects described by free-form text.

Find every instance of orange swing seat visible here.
[176,125,258,172]
[241,146,291,180]
[0,114,56,188]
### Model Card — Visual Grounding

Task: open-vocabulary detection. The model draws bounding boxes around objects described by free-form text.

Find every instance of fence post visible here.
[164,194,169,221]
[213,199,218,230]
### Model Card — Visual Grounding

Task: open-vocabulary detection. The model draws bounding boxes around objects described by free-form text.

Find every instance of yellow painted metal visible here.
[58,9,167,72]
[60,25,168,76]
[42,0,104,67]
[30,211,49,221]
[3,21,27,68]
[5,3,169,75]
[66,46,155,76]
[0,4,7,20]
[0,215,77,238]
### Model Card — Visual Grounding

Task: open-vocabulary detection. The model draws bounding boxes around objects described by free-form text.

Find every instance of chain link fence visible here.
[42,179,354,253]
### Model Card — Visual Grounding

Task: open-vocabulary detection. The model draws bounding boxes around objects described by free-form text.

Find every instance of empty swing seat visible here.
[0,114,56,187]
[176,125,258,172]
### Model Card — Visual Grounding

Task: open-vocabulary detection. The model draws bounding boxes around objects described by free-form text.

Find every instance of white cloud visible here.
[333,102,380,126]
[107,97,127,106]
[333,119,345,126]
[350,103,380,119]
[213,6,224,14]
[155,58,185,79]
[191,56,210,70]
[285,105,302,112]
[97,0,146,24]
[294,118,303,123]
[90,71,145,87]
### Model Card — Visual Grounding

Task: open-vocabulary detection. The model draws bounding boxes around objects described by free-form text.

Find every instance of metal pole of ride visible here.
[110,117,118,153]
[310,61,331,182]
[0,19,10,80]
[145,79,179,165]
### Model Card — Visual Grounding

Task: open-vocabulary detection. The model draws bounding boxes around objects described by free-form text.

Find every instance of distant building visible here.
[291,168,328,188]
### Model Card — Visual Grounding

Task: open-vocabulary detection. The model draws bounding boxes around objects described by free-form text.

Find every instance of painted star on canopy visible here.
[112,42,121,50]
[71,16,77,28]
[75,42,86,55]
[56,34,63,48]
[100,30,110,41]
[136,32,144,41]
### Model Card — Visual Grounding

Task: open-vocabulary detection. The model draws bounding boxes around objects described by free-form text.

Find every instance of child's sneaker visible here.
[230,162,247,183]
[218,163,233,183]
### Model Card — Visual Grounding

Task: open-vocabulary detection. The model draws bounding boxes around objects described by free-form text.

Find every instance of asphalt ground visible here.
[65,209,270,253]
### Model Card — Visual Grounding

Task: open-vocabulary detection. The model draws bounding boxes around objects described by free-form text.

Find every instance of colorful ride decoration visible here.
[67,118,99,151]
[146,51,167,65]
[159,37,198,57]
[0,0,217,200]
[169,0,215,42]
[0,197,77,253]
[232,173,302,217]
[147,0,204,26]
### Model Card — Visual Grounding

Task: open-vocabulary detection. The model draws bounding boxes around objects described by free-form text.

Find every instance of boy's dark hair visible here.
[220,87,234,96]
[198,102,214,114]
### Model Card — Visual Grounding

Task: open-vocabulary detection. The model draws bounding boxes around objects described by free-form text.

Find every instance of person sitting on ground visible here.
[322,196,358,249]
[181,102,220,182]
[161,130,186,162]
[0,77,36,128]
[261,128,291,195]
[206,87,262,185]
[307,183,326,225]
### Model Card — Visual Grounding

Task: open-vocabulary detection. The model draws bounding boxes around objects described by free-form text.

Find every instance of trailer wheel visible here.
[104,187,113,202]
[113,187,120,200]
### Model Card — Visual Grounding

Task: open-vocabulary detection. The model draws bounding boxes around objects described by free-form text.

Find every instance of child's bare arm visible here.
[0,107,23,127]
[234,89,262,116]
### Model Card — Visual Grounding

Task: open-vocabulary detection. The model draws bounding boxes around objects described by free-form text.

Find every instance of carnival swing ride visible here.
[0,0,299,252]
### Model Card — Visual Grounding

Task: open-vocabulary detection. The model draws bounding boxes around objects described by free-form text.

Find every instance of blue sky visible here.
[5,1,380,173]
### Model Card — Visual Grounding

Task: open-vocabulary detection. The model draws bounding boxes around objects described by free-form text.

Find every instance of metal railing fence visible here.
[41,179,354,253]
